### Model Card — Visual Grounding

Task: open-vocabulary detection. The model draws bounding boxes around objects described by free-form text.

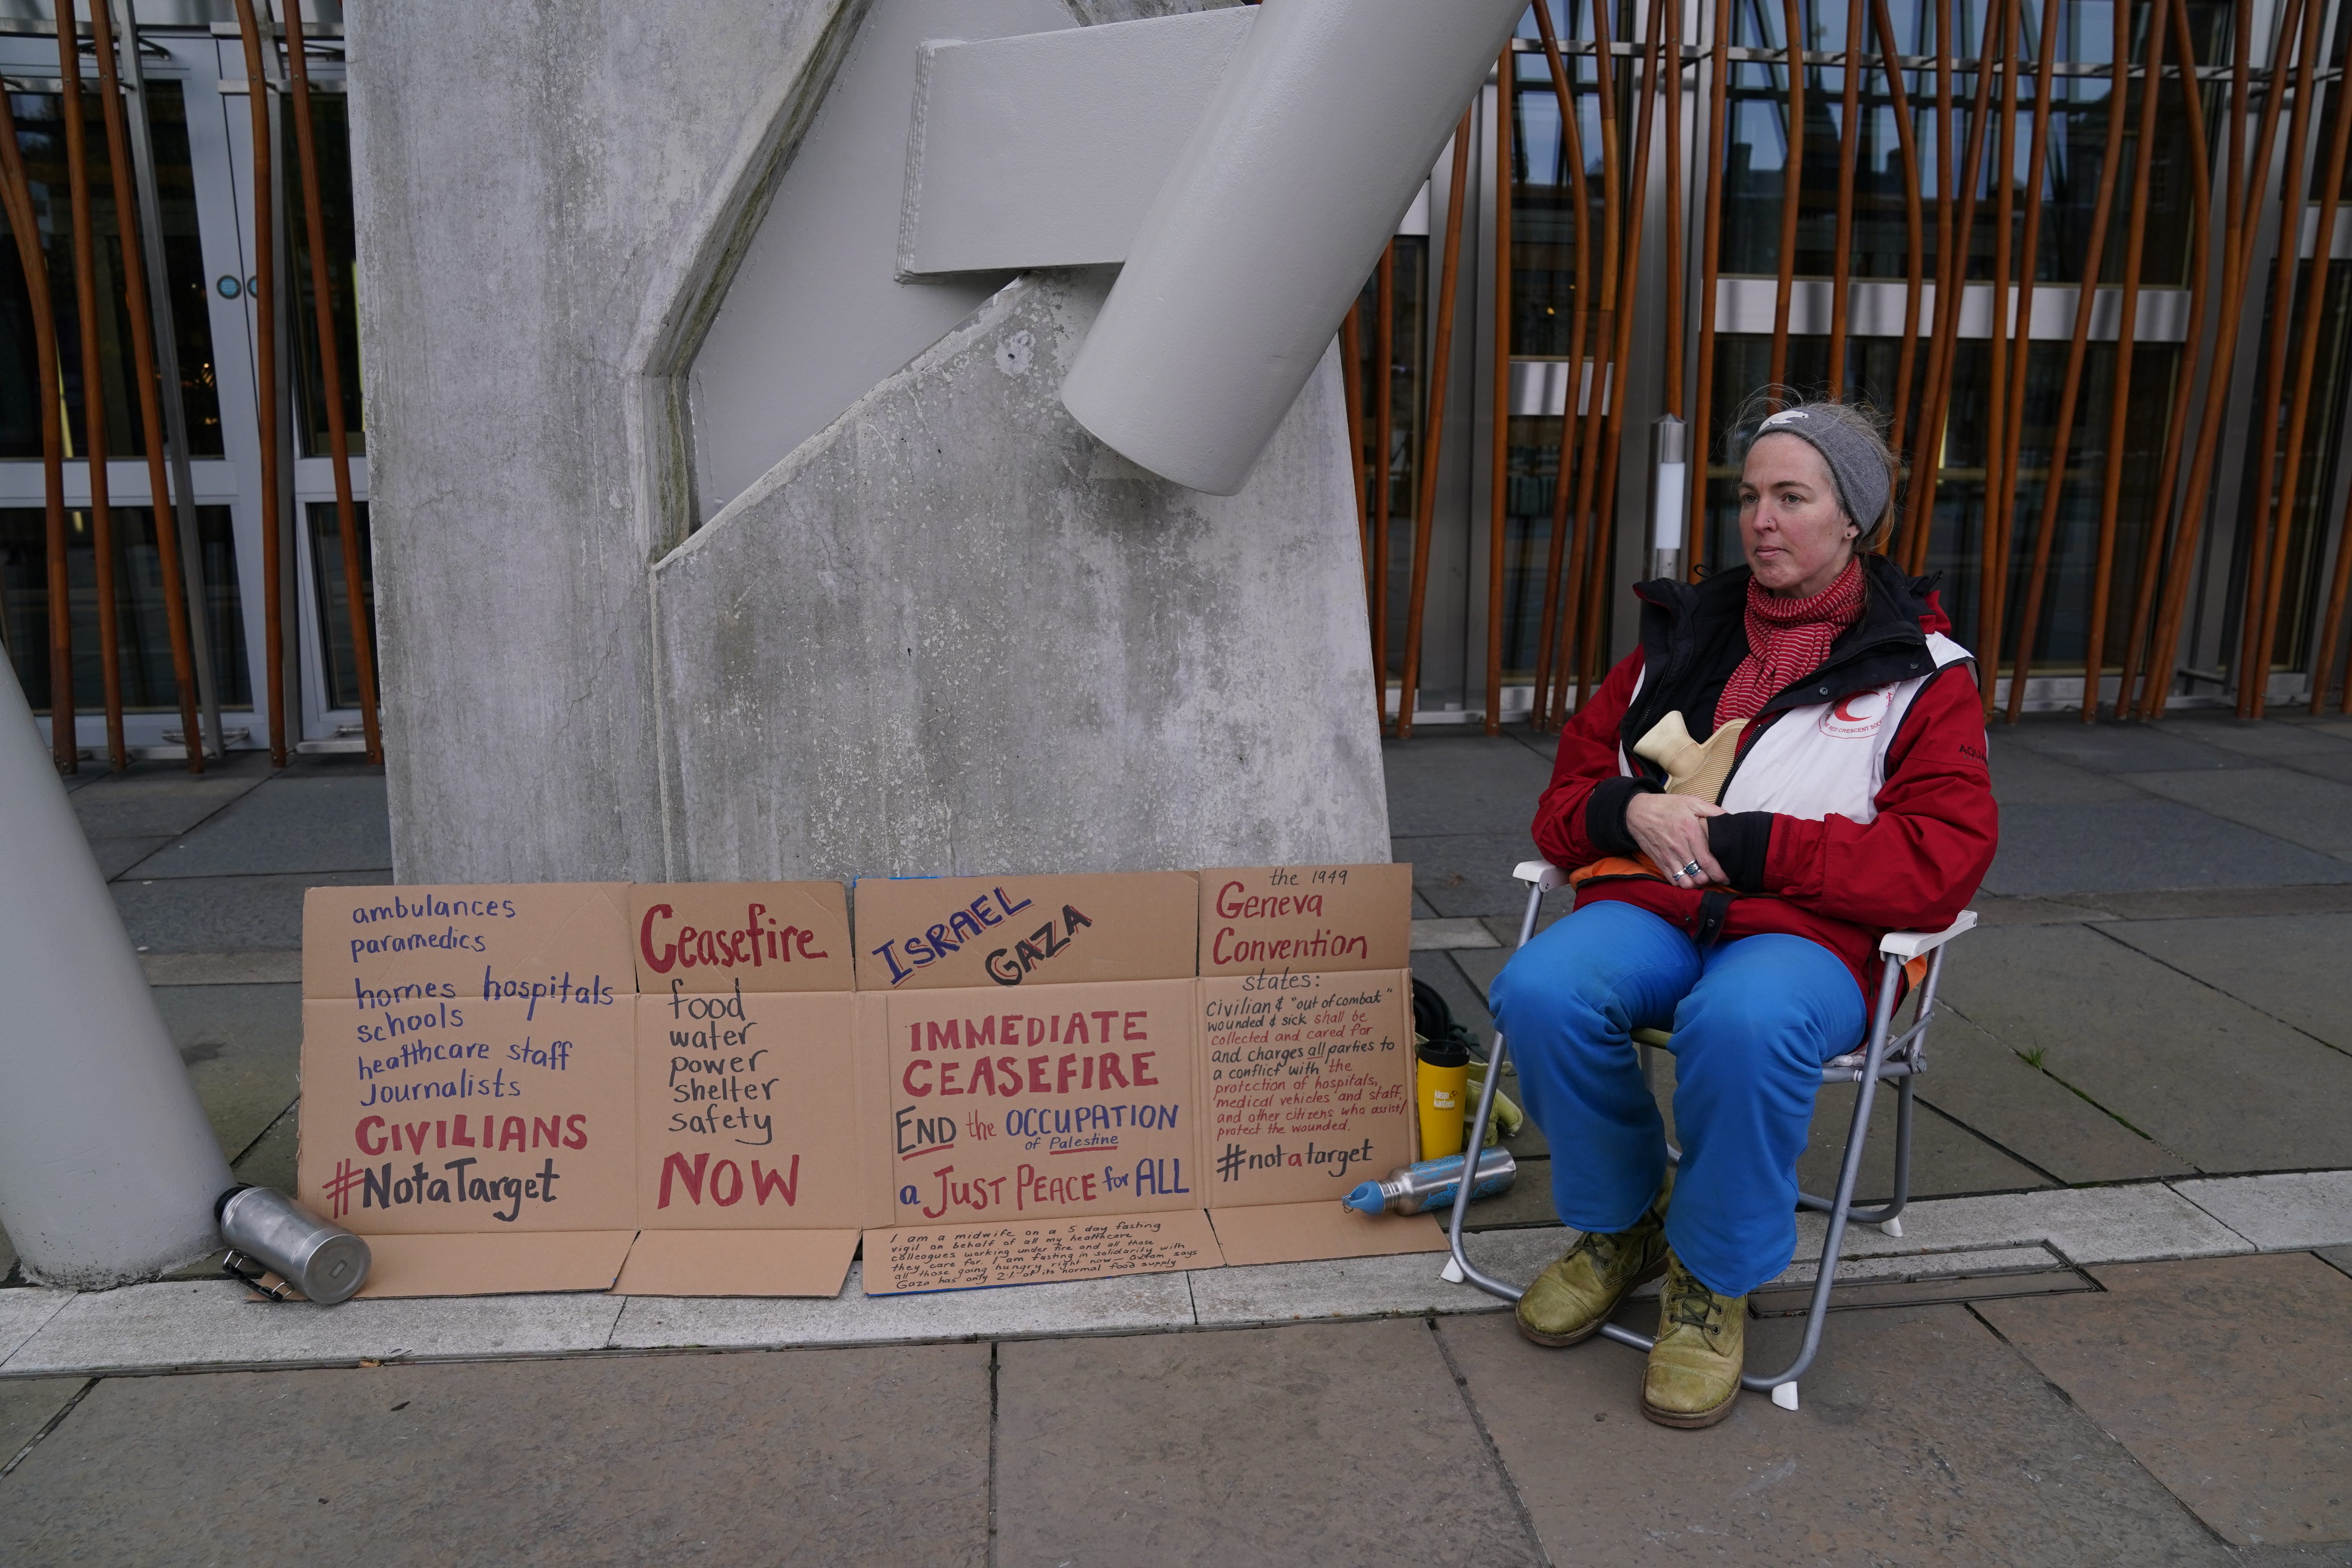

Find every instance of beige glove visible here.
[1632,711,1747,802]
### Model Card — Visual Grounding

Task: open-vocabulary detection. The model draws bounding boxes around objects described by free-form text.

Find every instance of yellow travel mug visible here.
[1416,1038,1470,1161]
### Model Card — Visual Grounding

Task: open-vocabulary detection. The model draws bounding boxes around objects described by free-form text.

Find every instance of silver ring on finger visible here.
[1679,860,1703,880]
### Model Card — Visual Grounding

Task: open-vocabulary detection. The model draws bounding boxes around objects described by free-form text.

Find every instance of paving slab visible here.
[2085,884,2352,920]
[109,869,381,953]
[1187,1227,1564,1326]
[0,1377,83,1469]
[87,834,170,880]
[2318,1246,2352,1281]
[1411,915,1500,949]
[2127,766,2352,854]
[2102,912,2352,1054]
[0,1344,992,1566]
[1384,733,1558,838]
[2270,747,2352,786]
[1466,1155,1561,1227]
[227,1105,298,1195]
[2160,717,2352,760]
[1983,1253,2352,1549]
[1936,924,2352,1172]
[1392,831,1545,918]
[64,757,269,839]
[3,1279,626,1377]
[2164,719,2352,757]
[2172,1171,2352,1250]
[1759,1240,2070,1289]
[1912,1009,2196,1184]
[138,949,305,985]
[995,1319,1543,1567]
[1441,1304,2233,1565]
[609,1260,1196,1350]
[1411,949,1496,1042]
[1982,800,2352,896]
[0,1289,73,1363]
[123,771,392,878]
[2002,717,2262,773]
[154,981,301,1161]
[1985,742,2153,806]
[1630,1034,2057,1199]
[1793,1181,2251,1266]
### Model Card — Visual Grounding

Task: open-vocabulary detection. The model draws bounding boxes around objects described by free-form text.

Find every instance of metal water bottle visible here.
[1340,1148,1516,1217]
[216,1186,371,1305]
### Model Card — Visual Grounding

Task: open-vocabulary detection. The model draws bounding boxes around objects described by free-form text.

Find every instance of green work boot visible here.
[1514,1176,1671,1347]
[1641,1251,1746,1429]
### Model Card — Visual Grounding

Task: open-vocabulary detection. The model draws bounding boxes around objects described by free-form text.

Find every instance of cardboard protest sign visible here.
[628,881,852,993]
[355,1231,638,1299]
[298,997,637,1235]
[611,1229,861,1298]
[861,1209,1222,1294]
[633,988,869,1232]
[852,871,1196,991]
[1196,969,1416,1207]
[879,979,1200,1227]
[303,883,635,1010]
[1206,1203,1445,1267]
[1196,864,1412,978]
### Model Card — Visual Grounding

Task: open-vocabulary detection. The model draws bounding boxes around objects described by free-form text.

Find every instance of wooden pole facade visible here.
[1487,51,1514,735]
[1396,111,1474,741]
[89,0,203,769]
[1531,0,1594,728]
[2007,0,2133,723]
[0,90,74,769]
[285,0,381,763]
[57,18,125,769]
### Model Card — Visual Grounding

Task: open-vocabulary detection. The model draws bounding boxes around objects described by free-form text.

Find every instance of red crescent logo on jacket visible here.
[1820,687,1893,738]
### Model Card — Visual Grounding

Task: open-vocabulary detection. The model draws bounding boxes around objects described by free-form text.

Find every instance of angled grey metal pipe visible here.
[0,662,232,1287]
[1061,0,1528,495]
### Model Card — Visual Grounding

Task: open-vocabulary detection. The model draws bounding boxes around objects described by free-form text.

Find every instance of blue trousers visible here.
[1487,900,1866,1298]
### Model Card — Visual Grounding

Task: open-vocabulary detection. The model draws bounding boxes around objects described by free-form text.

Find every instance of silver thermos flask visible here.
[216,1185,371,1305]
[1340,1148,1517,1217]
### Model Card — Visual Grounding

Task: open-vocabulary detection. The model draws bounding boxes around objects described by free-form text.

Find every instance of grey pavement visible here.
[4,718,2350,1563]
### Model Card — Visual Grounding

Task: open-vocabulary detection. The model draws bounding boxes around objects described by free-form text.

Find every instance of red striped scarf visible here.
[1714,560,1866,727]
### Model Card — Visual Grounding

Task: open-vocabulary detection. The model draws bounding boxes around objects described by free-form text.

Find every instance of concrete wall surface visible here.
[354,0,1387,888]
[655,270,1388,881]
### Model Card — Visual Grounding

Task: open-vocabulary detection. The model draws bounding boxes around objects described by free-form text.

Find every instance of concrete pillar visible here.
[354,0,1385,885]
[0,665,232,1288]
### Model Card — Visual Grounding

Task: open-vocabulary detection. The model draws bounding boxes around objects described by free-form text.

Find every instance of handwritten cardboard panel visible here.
[852,871,1197,991]
[303,883,635,1007]
[881,978,1201,1226]
[1196,864,1413,977]
[633,989,868,1230]
[1196,969,1415,1209]
[1206,1203,1446,1268]
[860,1209,1222,1294]
[354,1231,638,1298]
[298,998,637,1234]
[628,881,853,994]
[610,1229,860,1297]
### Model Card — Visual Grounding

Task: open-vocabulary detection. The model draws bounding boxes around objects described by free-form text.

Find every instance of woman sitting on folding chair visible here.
[1489,396,1996,1428]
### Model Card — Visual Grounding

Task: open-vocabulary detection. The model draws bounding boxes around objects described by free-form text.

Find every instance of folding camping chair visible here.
[1445,859,1977,1412]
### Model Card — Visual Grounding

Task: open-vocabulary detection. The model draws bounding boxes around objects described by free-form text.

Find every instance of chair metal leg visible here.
[1743,955,1906,1397]
[1446,881,1549,1300]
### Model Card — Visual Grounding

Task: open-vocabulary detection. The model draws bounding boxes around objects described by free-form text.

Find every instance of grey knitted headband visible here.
[1753,405,1890,539]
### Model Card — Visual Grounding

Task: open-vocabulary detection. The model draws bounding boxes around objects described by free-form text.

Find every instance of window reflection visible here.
[0,83,223,460]
[0,503,249,714]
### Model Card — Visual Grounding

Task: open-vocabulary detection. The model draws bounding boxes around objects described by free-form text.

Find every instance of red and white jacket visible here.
[1531,554,1998,998]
